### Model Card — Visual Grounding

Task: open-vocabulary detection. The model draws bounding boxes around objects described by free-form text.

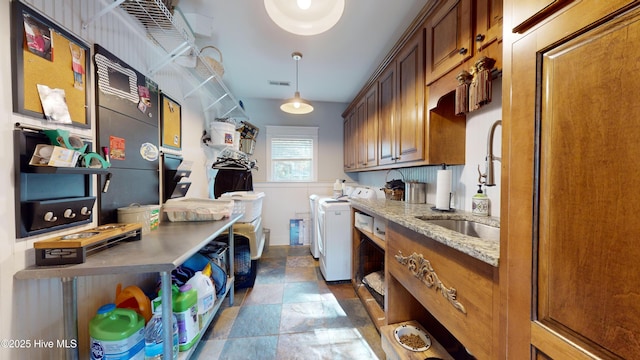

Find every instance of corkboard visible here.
[160,93,182,150]
[11,2,90,128]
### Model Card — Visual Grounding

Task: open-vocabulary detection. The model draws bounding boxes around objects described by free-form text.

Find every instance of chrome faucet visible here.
[484,120,502,187]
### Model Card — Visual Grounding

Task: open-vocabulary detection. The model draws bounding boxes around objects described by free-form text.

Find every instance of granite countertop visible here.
[350,199,500,267]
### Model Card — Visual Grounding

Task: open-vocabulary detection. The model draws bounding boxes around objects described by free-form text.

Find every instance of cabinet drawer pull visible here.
[475,34,485,42]
[395,251,467,314]
[459,47,468,55]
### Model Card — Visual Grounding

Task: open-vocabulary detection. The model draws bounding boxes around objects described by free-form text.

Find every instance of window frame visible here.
[266,125,319,182]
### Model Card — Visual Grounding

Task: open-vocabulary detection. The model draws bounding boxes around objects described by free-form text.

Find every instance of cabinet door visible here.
[378,63,397,166]
[504,1,640,359]
[355,99,367,168]
[396,30,425,163]
[363,85,378,168]
[425,0,472,85]
[512,0,575,34]
[534,7,640,358]
[343,112,356,171]
[475,0,503,51]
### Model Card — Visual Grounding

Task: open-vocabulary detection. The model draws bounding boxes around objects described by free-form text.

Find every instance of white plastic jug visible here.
[186,271,216,330]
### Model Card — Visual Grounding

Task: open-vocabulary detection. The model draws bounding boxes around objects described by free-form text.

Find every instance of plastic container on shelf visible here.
[115,283,152,323]
[143,306,178,360]
[89,303,145,360]
[162,198,234,222]
[173,284,199,351]
[209,121,236,148]
[185,271,216,331]
[117,204,160,234]
[220,191,265,222]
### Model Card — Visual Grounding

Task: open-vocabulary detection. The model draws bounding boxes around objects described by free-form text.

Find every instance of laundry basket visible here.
[200,46,224,77]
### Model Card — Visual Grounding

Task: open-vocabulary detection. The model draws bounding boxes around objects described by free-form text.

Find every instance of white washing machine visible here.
[317,187,377,281]
[309,194,330,259]
[318,199,352,281]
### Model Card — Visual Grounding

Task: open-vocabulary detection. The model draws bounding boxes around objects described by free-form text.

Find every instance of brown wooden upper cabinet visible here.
[360,85,378,168]
[378,29,425,166]
[343,84,378,171]
[343,111,356,171]
[425,0,472,85]
[476,0,504,50]
[377,61,396,167]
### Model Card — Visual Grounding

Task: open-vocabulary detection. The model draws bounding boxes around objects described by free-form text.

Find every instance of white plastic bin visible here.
[163,198,234,222]
[209,121,236,148]
[355,212,374,233]
[220,191,265,222]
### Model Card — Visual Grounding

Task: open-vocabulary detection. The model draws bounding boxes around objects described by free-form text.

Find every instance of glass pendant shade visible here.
[264,0,345,36]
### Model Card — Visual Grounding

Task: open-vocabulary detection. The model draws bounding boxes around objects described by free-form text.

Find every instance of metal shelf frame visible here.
[85,0,248,120]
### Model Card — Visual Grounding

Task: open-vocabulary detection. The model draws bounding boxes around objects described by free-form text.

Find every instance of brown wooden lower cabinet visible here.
[385,222,499,360]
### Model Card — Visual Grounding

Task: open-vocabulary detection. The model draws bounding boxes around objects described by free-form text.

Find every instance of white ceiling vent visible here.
[269,80,291,86]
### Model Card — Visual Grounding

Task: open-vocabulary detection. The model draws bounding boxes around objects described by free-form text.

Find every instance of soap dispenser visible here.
[472,184,489,216]
[333,179,343,198]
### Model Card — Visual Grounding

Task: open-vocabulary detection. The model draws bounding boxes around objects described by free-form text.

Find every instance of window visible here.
[266,126,318,182]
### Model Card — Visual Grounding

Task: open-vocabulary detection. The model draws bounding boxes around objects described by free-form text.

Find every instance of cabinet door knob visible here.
[475,34,485,42]
[459,47,468,55]
[81,207,92,216]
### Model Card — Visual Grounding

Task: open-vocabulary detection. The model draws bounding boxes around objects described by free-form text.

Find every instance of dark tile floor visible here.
[191,245,385,360]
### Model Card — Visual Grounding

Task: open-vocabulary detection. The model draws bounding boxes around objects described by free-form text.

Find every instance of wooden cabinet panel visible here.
[396,30,425,163]
[511,0,574,34]
[355,99,367,168]
[503,0,640,358]
[476,0,503,50]
[378,63,397,166]
[343,112,356,171]
[363,85,378,167]
[535,7,640,357]
[425,0,472,85]
[386,222,497,359]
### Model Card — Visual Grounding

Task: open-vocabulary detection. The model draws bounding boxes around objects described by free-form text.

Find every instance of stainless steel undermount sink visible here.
[416,217,500,241]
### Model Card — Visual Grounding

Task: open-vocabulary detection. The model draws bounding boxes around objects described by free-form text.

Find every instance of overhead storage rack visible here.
[85,0,248,119]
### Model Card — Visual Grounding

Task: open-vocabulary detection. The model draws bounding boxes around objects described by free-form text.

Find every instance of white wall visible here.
[236,98,353,183]
[253,182,335,246]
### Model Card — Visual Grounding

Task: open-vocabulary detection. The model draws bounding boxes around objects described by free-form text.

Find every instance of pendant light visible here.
[264,0,345,36]
[281,52,314,115]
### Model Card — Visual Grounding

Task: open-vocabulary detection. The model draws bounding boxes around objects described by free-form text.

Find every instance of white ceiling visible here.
[174,0,430,104]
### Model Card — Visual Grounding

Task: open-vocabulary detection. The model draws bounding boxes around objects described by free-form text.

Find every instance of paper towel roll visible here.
[435,169,452,210]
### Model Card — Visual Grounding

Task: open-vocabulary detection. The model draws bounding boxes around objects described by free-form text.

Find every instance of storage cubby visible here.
[14,128,107,238]
[351,208,387,330]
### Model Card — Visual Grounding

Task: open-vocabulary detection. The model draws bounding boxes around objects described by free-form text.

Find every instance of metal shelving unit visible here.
[86,0,248,119]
